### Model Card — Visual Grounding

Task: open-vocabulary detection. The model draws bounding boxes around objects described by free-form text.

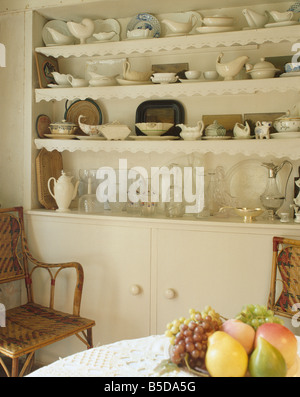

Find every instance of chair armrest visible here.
[24,246,84,317]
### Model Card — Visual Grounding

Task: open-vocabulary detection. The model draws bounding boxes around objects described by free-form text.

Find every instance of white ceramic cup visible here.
[185,70,201,80]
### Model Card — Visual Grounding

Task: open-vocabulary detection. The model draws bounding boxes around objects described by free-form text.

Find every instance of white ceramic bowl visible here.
[203,70,219,80]
[202,16,234,26]
[135,122,173,136]
[185,70,201,80]
[99,123,131,140]
[92,31,116,41]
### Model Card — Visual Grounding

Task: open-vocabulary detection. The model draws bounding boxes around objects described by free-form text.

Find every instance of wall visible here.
[0,12,25,208]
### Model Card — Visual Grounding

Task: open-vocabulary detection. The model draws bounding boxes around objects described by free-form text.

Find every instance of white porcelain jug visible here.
[242,9,269,28]
[48,171,79,211]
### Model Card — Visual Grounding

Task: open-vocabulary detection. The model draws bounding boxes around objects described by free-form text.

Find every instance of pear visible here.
[249,336,287,377]
[205,331,248,377]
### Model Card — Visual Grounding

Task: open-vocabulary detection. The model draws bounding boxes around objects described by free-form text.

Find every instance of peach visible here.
[255,323,298,368]
[221,319,255,354]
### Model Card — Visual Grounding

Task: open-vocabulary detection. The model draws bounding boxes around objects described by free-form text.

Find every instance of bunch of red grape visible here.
[169,313,220,370]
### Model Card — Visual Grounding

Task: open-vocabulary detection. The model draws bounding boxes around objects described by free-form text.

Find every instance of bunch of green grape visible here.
[235,304,284,330]
[165,306,223,345]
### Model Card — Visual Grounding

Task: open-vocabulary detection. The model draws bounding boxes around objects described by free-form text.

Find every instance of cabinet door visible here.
[155,228,273,334]
[26,215,151,357]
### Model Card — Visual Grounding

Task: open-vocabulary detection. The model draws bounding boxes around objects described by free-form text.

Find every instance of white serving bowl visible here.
[135,122,173,136]
[273,116,300,132]
[247,68,278,79]
[99,123,131,140]
[202,16,234,26]
[151,73,178,84]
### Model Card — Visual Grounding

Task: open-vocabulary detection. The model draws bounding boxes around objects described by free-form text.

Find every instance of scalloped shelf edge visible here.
[35,76,300,102]
[34,138,300,159]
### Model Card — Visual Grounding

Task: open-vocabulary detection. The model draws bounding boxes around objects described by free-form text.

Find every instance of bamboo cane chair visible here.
[268,236,300,321]
[0,207,95,377]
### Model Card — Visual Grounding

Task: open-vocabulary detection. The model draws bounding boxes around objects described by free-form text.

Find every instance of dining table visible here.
[27,334,300,378]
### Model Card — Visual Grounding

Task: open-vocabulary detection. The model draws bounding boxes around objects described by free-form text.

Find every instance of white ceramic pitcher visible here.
[48,171,79,211]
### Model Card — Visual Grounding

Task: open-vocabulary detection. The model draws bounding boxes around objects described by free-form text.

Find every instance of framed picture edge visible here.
[35,52,59,88]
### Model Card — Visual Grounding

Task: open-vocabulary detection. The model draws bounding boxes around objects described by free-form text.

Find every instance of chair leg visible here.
[11,358,19,377]
[19,352,35,377]
[87,328,93,349]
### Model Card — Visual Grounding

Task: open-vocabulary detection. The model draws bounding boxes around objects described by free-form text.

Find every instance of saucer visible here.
[45,134,76,139]
[179,79,202,83]
[280,71,300,77]
[202,136,231,140]
[265,20,298,28]
[116,78,152,85]
[47,84,71,88]
[196,26,234,33]
[270,132,300,139]
[75,135,106,140]
[129,135,179,140]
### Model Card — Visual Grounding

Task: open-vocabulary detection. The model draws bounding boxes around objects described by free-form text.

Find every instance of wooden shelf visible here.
[36,76,300,102]
[34,137,300,159]
[35,25,300,59]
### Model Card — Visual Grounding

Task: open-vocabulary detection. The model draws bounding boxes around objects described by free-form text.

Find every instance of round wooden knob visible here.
[130,284,141,296]
[164,288,176,299]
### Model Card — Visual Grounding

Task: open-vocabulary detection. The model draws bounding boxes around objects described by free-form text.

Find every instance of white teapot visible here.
[48,171,79,211]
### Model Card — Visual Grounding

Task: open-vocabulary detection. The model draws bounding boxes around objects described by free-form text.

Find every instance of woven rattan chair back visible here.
[268,236,300,319]
[0,208,27,284]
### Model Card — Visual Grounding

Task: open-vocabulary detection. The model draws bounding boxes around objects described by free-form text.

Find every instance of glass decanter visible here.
[260,161,293,220]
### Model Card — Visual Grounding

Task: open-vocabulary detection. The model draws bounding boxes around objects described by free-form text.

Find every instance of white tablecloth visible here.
[28,335,194,377]
[28,334,300,377]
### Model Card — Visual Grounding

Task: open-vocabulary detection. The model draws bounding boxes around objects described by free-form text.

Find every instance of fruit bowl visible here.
[233,207,265,222]
[219,206,264,222]
[162,304,297,378]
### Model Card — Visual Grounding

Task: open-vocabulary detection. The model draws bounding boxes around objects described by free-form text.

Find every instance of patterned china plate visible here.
[127,13,161,38]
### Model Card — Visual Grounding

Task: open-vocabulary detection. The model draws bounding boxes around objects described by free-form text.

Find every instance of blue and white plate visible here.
[127,13,161,38]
